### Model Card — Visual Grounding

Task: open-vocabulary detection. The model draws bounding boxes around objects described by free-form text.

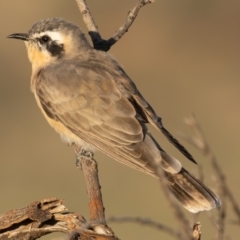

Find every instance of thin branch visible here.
[75,0,98,32]
[107,0,155,47]
[81,157,106,225]
[181,114,240,237]
[72,144,118,239]
[75,0,155,51]
[75,0,104,49]
[108,216,184,240]
[182,115,227,240]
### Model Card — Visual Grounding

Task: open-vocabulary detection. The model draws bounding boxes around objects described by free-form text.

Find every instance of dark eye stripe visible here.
[47,42,64,57]
[37,35,64,57]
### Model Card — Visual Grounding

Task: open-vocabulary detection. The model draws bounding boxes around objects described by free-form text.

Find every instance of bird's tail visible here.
[165,168,221,213]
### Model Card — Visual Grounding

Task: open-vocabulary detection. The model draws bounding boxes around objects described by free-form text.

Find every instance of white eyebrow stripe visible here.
[32,31,64,43]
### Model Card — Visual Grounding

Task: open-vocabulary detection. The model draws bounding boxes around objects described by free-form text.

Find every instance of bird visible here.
[8,18,220,213]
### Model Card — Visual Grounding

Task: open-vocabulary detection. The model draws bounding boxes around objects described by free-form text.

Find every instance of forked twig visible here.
[75,0,154,51]
[108,0,155,46]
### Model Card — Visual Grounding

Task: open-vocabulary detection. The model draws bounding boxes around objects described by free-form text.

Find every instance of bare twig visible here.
[182,114,240,237]
[75,0,104,50]
[108,216,184,240]
[75,0,98,33]
[75,0,154,51]
[72,144,118,239]
[107,0,155,47]
[81,157,106,225]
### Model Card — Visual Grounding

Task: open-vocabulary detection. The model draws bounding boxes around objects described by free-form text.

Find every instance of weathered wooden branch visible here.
[0,198,118,240]
[75,0,155,51]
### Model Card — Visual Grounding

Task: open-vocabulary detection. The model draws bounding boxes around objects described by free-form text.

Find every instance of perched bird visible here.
[8,18,220,213]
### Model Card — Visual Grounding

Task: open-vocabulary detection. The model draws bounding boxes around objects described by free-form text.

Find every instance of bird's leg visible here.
[71,143,94,168]
[75,148,94,168]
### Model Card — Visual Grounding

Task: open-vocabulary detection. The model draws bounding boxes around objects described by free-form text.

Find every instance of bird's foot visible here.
[75,148,94,168]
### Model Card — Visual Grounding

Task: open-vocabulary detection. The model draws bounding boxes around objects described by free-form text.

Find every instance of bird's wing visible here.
[89,52,196,164]
[116,65,197,164]
[34,54,182,176]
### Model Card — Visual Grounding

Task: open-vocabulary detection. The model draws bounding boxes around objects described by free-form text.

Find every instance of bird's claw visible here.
[75,148,94,168]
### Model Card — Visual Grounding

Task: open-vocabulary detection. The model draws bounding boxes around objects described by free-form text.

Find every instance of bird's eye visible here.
[41,35,50,43]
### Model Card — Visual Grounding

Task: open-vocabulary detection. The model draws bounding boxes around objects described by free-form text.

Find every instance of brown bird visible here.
[8,18,220,213]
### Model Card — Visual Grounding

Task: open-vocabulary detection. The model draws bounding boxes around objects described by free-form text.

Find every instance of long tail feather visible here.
[165,168,221,213]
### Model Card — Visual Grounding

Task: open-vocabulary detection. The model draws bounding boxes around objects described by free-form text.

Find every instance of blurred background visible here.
[1,0,240,239]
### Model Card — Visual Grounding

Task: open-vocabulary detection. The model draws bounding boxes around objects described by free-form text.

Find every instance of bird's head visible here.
[8,18,91,70]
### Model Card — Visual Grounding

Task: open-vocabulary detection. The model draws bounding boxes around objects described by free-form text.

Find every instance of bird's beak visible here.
[7,33,29,41]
